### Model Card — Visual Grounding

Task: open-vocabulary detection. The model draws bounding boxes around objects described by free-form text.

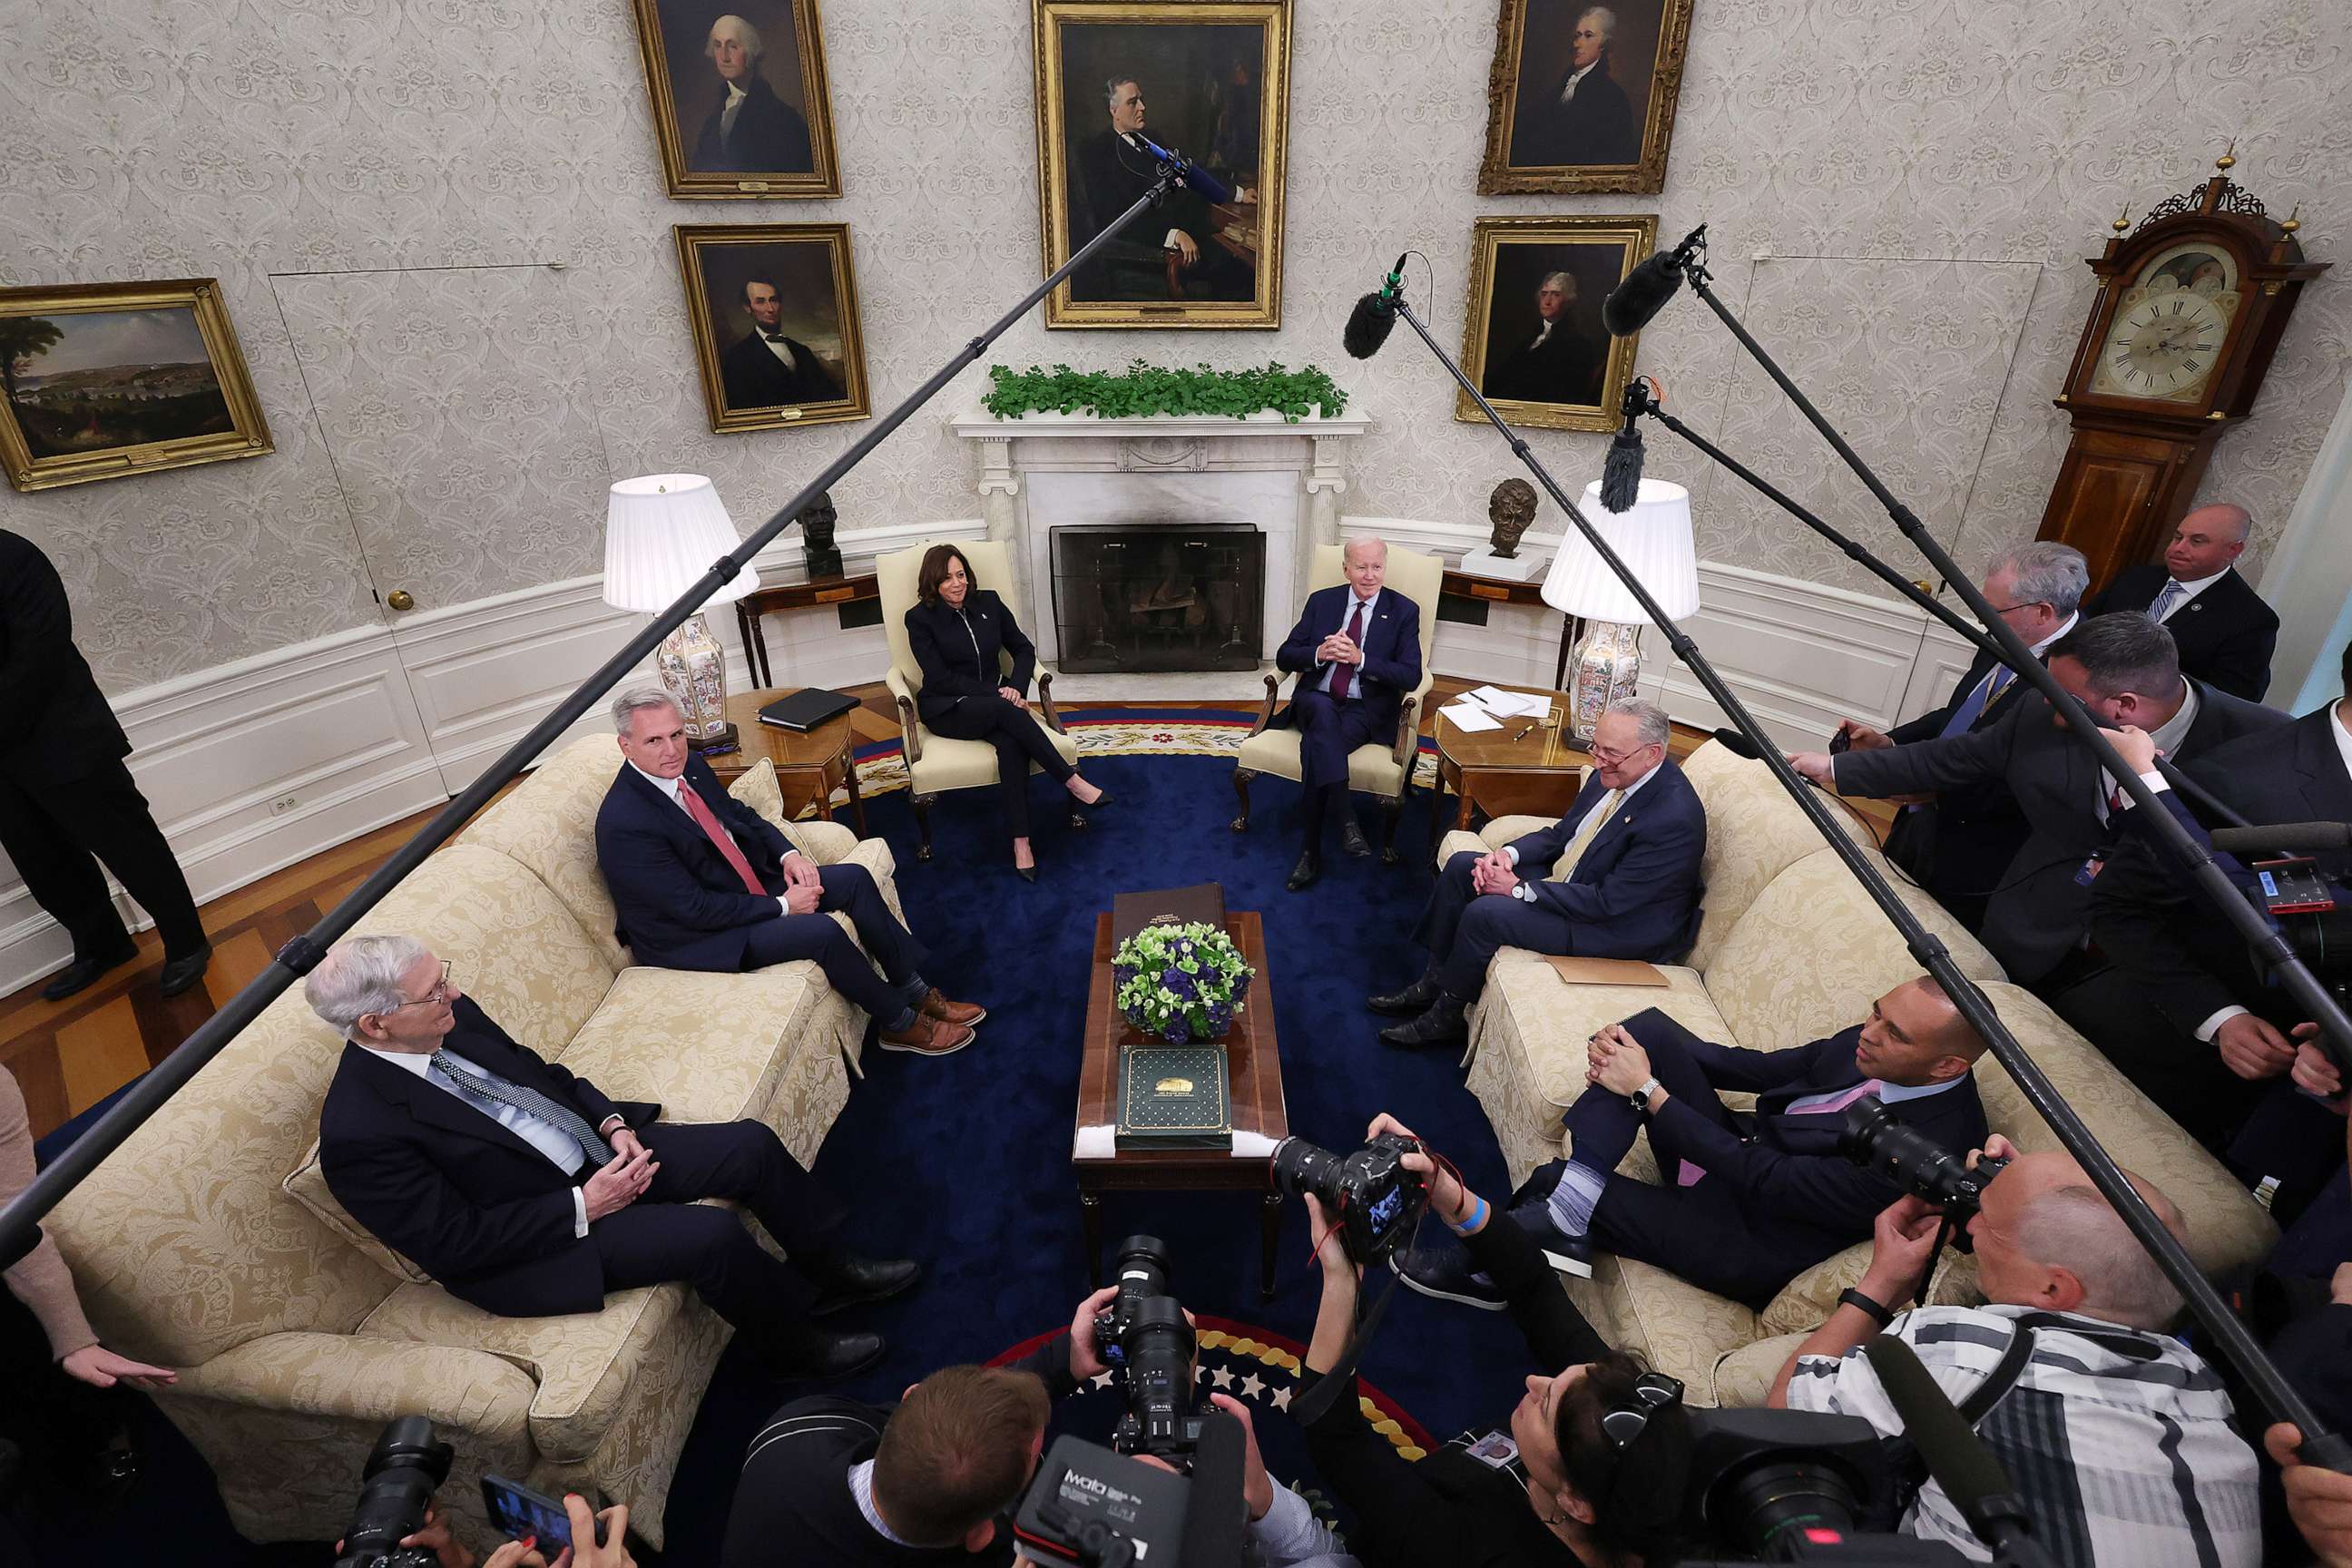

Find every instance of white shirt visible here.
[2334,697,2352,784]
[758,333,799,372]
[630,760,805,905]
[1557,60,1599,104]
[846,1459,911,1546]
[1502,753,1664,884]
[1312,588,1383,696]
[2095,681,2199,826]
[2151,565,2232,621]
[719,80,748,139]
[360,1044,601,1237]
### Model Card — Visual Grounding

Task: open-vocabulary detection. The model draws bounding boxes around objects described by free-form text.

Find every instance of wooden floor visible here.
[1,677,1879,1140]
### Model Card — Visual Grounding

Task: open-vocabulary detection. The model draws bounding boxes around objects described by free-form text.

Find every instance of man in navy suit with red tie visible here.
[1270,537,1424,890]
[1372,701,1705,1048]
[1398,976,1989,1311]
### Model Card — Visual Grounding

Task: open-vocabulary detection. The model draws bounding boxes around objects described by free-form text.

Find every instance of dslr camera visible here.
[332,1416,455,1568]
[1269,1132,1428,1266]
[1093,1235,1202,1460]
[1839,1095,2009,1224]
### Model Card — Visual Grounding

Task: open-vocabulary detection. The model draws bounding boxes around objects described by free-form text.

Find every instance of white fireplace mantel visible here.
[948,407,1372,665]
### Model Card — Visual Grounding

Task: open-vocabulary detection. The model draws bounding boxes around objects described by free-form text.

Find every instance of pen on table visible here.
[1511,721,1538,741]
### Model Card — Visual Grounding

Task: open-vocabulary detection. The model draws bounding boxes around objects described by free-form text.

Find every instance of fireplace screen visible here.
[1049,524,1266,674]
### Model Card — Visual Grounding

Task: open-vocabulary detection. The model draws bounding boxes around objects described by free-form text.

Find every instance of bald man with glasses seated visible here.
[308,934,916,1382]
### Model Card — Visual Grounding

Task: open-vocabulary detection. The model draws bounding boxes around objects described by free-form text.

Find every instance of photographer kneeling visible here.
[1295,1113,1691,1568]
[1768,1136,2259,1567]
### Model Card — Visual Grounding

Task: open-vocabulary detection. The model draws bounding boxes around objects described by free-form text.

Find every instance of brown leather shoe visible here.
[877,1014,975,1055]
[918,988,985,1027]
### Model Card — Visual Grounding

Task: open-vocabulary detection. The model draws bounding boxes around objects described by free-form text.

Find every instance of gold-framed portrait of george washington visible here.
[675,223,869,434]
[631,0,841,199]
[1457,215,1657,433]
[1032,0,1292,329]
[1477,0,1694,194]
[0,278,272,493]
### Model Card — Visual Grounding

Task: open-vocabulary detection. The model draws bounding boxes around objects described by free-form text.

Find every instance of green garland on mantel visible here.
[981,359,1348,423]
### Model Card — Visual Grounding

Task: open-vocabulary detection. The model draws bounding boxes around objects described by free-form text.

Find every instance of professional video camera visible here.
[1093,1235,1202,1460]
[2231,842,2352,1002]
[1013,1434,1197,1567]
[1839,1096,2009,1224]
[331,1416,455,1568]
[1677,1407,1975,1563]
[1269,1132,1428,1266]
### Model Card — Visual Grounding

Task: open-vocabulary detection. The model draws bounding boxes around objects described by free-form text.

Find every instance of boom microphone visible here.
[1709,726,1763,762]
[1602,223,1706,337]
[1132,132,1234,205]
[1344,254,1408,359]
[1173,1411,1250,1568]
[1599,378,1648,511]
[2210,821,2352,856]
[1864,1337,2054,1565]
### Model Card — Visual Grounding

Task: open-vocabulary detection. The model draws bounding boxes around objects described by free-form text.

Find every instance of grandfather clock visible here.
[2037,152,2327,592]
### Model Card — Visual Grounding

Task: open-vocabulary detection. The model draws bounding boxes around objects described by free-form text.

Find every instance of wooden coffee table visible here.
[1074,911,1289,1300]
[702,687,867,836]
[1432,696,1589,831]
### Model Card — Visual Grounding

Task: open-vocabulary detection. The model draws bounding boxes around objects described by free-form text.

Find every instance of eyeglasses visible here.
[1595,1371,1683,1494]
[1986,600,2048,616]
[1590,741,1659,768]
[387,960,455,1012]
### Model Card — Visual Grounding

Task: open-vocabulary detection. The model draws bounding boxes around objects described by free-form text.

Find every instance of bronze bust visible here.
[1487,478,1538,558]
[798,490,843,578]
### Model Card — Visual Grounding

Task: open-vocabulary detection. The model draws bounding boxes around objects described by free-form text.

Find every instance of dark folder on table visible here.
[1115,1043,1232,1151]
[756,689,858,733]
[1112,883,1227,944]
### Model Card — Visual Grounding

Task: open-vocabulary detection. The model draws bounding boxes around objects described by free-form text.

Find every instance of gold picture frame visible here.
[1476,0,1694,195]
[1033,0,1292,329]
[675,223,870,434]
[631,0,841,200]
[0,279,272,493]
[1457,216,1658,433]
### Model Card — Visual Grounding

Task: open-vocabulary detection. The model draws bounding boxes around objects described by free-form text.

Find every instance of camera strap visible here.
[1287,1259,1410,1427]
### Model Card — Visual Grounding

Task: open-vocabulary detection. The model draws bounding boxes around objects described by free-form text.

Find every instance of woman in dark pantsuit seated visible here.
[905,544,1110,880]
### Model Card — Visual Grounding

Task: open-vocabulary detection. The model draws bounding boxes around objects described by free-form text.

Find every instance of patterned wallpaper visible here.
[0,0,2345,691]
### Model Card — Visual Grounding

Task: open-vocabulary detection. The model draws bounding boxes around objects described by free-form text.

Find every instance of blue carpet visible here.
[30,751,1550,1564]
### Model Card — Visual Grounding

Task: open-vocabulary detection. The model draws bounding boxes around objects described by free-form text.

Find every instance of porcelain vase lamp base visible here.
[1568,619,1643,744]
[657,612,739,752]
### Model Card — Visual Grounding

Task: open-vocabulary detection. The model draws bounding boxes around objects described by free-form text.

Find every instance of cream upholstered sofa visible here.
[877,538,1082,860]
[1231,543,1443,862]
[1446,740,2278,1405]
[40,738,901,1547]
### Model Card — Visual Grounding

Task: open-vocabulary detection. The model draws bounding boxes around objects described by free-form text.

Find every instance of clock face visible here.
[2088,241,2242,403]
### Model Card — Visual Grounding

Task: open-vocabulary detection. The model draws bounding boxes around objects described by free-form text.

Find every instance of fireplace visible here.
[1049,524,1267,673]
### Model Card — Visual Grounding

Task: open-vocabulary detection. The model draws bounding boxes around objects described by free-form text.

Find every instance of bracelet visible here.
[1446,1195,1489,1236]
[1838,1287,1895,1328]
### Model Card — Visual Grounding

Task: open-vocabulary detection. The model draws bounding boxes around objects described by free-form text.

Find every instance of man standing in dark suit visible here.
[1373,701,1705,1048]
[2086,504,2280,701]
[1399,977,1988,1307]
[308,934,916,1379]
[1831,542,2088,933]
[719,278,844,410]
[690,14,814,174]
[1481,271,1602,407]
[1792,612,2286,991]
[1269,537,1423,890]
[1510,5,1640,167]
[0,528,210,1000]
[593,687,981,1056]
[1072,76,1252,303]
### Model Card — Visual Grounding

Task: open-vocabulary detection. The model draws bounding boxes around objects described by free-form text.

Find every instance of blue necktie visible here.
[430,1051,613,1166]
[1936,664,2012,740]
[2150,580,2184,622]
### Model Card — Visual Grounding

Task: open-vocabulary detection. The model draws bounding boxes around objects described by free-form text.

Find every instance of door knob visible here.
[387,589,416,612]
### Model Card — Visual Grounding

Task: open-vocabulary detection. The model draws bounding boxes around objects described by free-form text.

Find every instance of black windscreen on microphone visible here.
[1601,250,1683,338]
[1599,385,1645,512]
[1709,726,1763,761]
[1173,1411,1250,1568]
[1862,1336,2025,1537]
[1343,254,1408,359]
[2210,821,2352,855]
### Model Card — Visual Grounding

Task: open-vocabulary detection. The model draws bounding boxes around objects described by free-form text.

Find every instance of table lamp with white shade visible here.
[603,473,761,752]
[1540,478,1700,743]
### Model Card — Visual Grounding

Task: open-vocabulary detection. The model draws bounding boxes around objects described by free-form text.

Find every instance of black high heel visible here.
[1015,863,1039,884]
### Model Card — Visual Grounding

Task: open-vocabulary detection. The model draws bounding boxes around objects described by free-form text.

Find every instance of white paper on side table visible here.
[1442,701,1503,732]
[1467,686,1550,718]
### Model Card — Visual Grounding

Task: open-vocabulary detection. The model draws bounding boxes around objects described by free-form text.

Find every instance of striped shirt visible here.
[1786,1304,2259,1568]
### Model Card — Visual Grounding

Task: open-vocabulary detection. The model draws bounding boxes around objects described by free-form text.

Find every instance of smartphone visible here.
[481,1475,605,1554]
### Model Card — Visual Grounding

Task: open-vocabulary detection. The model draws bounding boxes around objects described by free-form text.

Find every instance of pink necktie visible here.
[680,782,766,896]
[1329,600,1368,702]
[1783,1078,1888,1117]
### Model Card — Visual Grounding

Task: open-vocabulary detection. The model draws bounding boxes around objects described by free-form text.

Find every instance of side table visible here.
[702,687,867,836]
[732,571,880,689]
[1432,695,1589,831]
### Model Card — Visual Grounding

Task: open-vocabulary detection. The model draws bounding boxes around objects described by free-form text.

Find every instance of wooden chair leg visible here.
[1380,798,1402,864]
[1231,769,1256,831]
[912,795,936,860]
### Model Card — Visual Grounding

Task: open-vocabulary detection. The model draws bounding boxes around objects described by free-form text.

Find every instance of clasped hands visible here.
[583,1129,658,1222]
[777,850,823,916]
[1315,631,1365,668]
[1584,1022,1656,1098]
[1469,848,1521,897]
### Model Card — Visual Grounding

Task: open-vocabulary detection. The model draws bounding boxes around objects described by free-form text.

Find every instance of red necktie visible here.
[679,781,766,896]
[1330,600,1368,702]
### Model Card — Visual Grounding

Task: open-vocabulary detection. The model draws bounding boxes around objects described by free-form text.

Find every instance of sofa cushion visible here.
[1237,724,1405,794]
[1710,1331,1809,1408]
[1595,1255,1759,1401]
[1679,742,1860,972]
[912,725,1082,793]
[556,962,836,1124]
[282,1150,433,1286]
[461,737,642,973]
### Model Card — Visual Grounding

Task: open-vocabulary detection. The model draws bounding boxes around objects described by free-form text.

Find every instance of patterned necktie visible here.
[679,780,767,896]
[430,1051,614,1166]
[1782,1078,1889,1117]
[2150,580,2184,622]
[1549,789,1622,882]
[1329,599,1368,701]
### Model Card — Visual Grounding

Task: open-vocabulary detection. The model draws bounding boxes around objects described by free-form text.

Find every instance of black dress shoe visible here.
[1341,820,1373,858]
[1286,850,1321,892]
[758,1325,887,1381]
[810,1256,923,1317]
[1078,789,1114,809]
[1378,992,1469,1048]
[158,941,212,998]
[41,944,138,1002]
[1367,971,1444,1015]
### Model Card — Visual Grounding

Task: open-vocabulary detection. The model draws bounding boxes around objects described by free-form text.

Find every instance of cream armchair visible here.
[1231,544,1442,862]
[877,539,1082,860]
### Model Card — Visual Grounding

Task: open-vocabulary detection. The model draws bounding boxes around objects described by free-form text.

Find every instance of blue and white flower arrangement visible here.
[1112,921,1255,1045]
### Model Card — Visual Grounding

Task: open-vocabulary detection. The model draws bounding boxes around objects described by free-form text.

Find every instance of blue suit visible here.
[1271,583,1424,791]
[1414,760,1707,1000]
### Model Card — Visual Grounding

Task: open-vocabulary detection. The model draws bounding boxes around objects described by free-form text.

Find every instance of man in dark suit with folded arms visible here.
[2085,503,2279,701]
[1398,976,1988,1308]
[1789,612,2285,992]
[594,686,982,1056]
[1371,700,1705,1048]
[1269,536,1424,890]
[308,933,916,1380]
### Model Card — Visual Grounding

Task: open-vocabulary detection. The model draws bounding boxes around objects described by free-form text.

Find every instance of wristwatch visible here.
[1629,1075,1661,1111]
[1511,880,1537,903]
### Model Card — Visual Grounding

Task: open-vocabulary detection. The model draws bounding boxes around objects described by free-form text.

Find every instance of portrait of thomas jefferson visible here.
[1457,215,1654,433]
